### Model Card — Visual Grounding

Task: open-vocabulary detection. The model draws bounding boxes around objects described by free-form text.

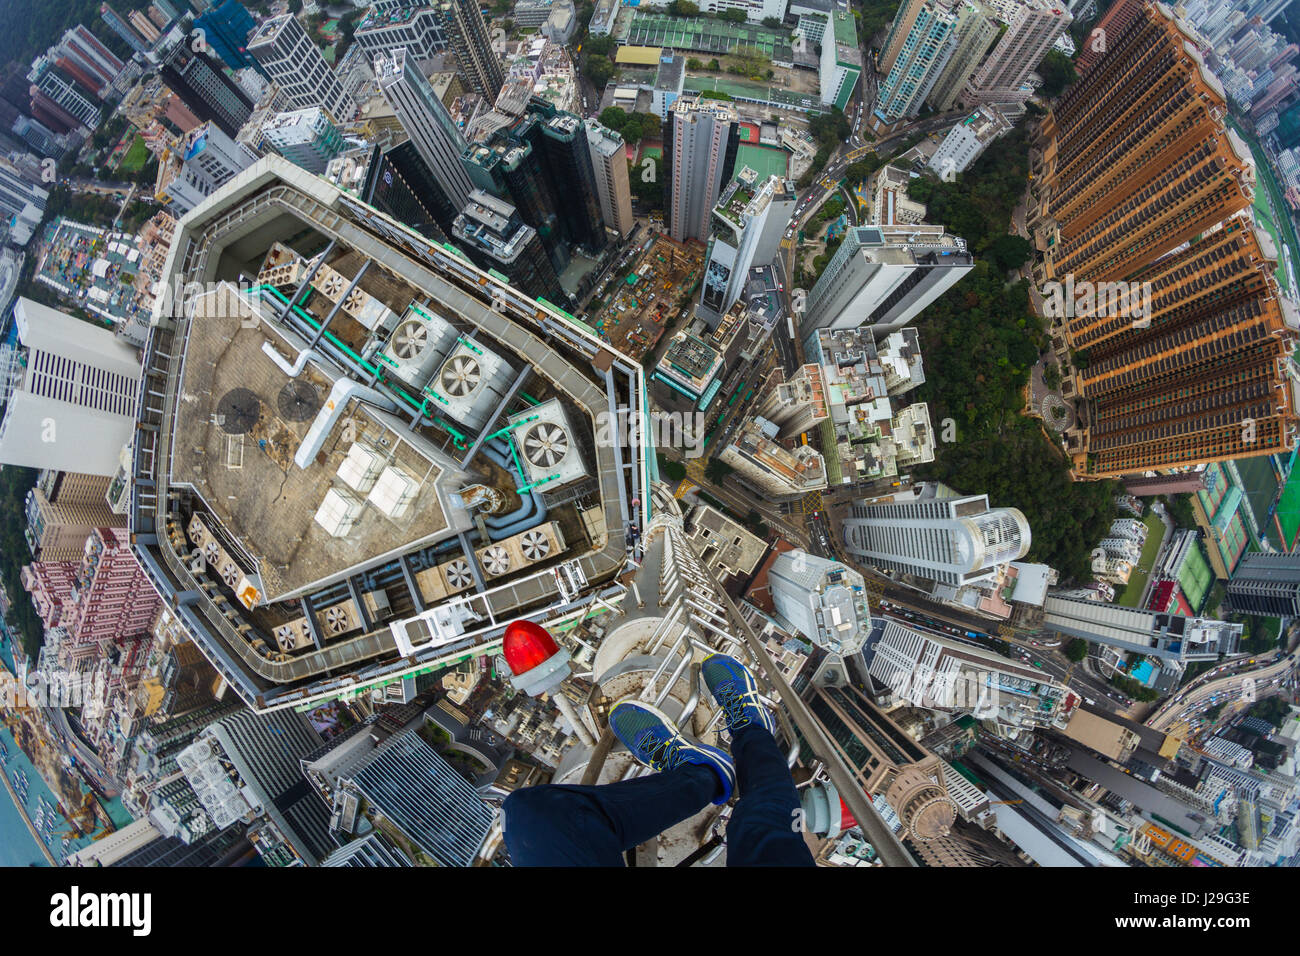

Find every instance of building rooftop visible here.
[169,289,469,602]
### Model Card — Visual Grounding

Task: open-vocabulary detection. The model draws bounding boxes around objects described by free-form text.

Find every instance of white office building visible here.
[374,46,475,217]
[843,483,1030,586]
[927,104,1012,176]
[698,166,796,325]
[0,298,141,476]
[768,551,873,655]
[964,0,1072,105]
[260,107,346,174]
[247,14,356,121]
[801,225,973,337]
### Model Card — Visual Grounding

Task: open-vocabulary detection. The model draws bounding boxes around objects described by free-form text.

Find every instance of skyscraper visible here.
[436,0,504,100]
[183,709,334,866]
[665,97,738,243]
[193,0,258,71]
[698,166,796,325]
[876,0,960,123]
[586,120,634,238]
[843,483,1030,587]
[964,0,1071,106]
[260,107,345,174]
[801,225,972,337]
[767,551,873,655]
[247,14,355,121]
[452,190,567,304]
[0,298,141,476]
[375,46,474,219]
[343,727,496,867]
[101,3,150,55]
[1225,551,1300,617]
[159,42,255,138]
[156,122,259,215]
[1074,0,1142,75]
[1031,5,1299,478]
[925,0,998,112]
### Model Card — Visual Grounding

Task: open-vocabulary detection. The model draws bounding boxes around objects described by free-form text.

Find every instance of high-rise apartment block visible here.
[436,0,504,100]
[925,0,998,112]
[964,0,1071,107]
[843,483,1030,586]
[1225,551,1300,617]
[22,527,162,658]
[586,120,634,238]
[877,0,960,123]
[0,298,140,476]
[1031,3,1299,478]
[718,416,828,501]
[247,14,355,121]
[25,472,122,562]
[665,97,738,243]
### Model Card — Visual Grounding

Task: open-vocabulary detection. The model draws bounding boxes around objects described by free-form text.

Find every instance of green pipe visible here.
[518,391,541,406]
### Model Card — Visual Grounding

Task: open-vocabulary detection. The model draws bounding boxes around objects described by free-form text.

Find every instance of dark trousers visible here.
[503,725,816,866]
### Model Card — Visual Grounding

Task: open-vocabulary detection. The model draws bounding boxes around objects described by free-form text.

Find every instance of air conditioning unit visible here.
[379,306,456,389]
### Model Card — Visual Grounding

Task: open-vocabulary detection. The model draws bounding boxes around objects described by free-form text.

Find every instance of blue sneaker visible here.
[608,700,735,805]
[701,654,776,737]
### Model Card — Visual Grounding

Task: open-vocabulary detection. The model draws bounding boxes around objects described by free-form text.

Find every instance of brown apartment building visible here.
[1029,2,1299,479]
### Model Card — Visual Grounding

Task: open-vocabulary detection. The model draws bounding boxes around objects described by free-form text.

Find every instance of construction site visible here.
[589,233,704,363]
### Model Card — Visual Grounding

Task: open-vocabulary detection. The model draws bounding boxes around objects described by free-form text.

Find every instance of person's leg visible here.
[725,724,815,866]
[699,653,816,867]
[504,699,735,866]
[504,762,721,866]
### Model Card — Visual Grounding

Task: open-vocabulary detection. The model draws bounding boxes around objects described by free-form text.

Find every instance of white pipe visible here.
[294,377,399,470]
[261,341,318,378]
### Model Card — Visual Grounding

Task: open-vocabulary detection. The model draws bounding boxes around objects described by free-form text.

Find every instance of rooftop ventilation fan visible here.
[441,355,481,396]
[216,388,261,435]
[520,529,551,561]
[523,422,569,468]
[444,559,473,589]
[220,562,240,587]
[203,541,220,564]
[277,381,320,422]
[390,320,428,359]
[483,545,511,576]
[324,605,350,635]
[319,272,345,298]
[343,288,366,313]
[273,625,300,652]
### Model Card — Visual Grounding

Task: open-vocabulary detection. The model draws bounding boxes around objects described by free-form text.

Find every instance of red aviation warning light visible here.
[502,619,571,697]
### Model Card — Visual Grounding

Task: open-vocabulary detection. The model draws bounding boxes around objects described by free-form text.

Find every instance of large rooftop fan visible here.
[523,422,569,468]
[441,355,482,396]
[483,545,511,576]
[520,529,551,561]
[444,559,473,589]
[390,320,429,359]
